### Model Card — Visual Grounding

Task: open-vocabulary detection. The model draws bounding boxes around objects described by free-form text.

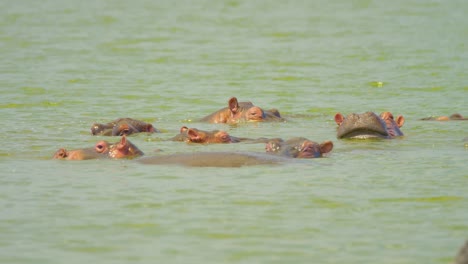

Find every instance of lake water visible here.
[1,0,467,263]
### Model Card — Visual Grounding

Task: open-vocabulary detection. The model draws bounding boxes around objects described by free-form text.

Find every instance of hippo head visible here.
[266,137,333,158]
[108,136,144,159]
[334,112,389,139]
[112,123,140,136]
[53,140,111,160]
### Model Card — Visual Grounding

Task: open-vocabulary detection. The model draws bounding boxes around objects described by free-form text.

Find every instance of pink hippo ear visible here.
[228,97,239,115]
[334,113,344,125]
[117,136,127,150]
[319,141,334,154]
[180,126,189,133]
[380,111,393,120]
[187,128,202,142]
[395,115,405,127]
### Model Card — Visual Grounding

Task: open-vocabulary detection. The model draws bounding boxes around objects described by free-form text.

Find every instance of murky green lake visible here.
[1,0,467,263]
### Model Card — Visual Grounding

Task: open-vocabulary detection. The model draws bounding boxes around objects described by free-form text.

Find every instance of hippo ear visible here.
[145,124,155,133]
[187,129,201,142]
[118,136,127,148]
[380,112,393,120]
[395,115,405,128]
[53,148,68,159]
[320,141,334,154]
[180,126,189,133]
[228,97,239,114]
[334,113,344,125]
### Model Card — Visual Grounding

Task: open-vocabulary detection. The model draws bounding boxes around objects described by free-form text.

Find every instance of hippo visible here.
[138,138,332,167]
[199,97,284,124]
[455,240,468,264]
[53,136,144,160]
[91,118,158,136]
[170,126,248,144]
[265,137,334,158]
[420,113,467,121]
[379,111,405,137]
[334,111,405,139]
[137,152,288,167]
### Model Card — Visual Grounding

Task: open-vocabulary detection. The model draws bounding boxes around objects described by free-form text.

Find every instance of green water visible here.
[1,0,467,263]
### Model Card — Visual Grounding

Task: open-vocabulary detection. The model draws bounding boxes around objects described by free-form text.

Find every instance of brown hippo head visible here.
[53,136,143,160]
[334,112,390,139]
[266,137,333,158]
[171,126,240,144]
[107,136,144,159]
[53,140,112,160]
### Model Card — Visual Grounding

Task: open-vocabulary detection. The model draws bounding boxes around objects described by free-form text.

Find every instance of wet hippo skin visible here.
[420,113,467,121]
[53,136,144,160]
[91,118,158,136]
[170,126,245,144]
[455,240,468,264]
[138,152,288,167]
[265,137,333,158]
[334,111,405,139]
[199,97,284,124]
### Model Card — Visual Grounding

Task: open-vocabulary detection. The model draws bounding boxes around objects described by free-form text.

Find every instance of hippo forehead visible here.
[337,112,389,139]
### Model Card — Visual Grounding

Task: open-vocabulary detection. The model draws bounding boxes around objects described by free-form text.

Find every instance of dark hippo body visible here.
[265,137,333,158]
[138,152,288,167]
[170,126,246,144]
[334,112,405,139]
[420,113,467,121]
[455,240,468,264]
[53,136,144,160]
[91,118,158,136]
[200,97,284,124]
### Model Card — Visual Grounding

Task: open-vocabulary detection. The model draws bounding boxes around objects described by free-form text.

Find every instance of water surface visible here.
[1,0,467,263]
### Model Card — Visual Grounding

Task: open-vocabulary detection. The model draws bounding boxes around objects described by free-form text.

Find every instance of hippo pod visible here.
[53,136,333,166]
[53,136,144,160]
[199,97,284,124]
[334,111,405,139]
[91,118,158,136]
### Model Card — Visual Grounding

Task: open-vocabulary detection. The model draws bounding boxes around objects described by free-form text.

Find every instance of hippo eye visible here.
[119,129,130,136]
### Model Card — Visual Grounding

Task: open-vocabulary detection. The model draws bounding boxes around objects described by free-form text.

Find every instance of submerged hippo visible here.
[138,138,331,167]
[138,152,288,167]
[265,137,334,158]
[170,126,248,144]
[334,111,405,139]
[91,118,158,136]
[199,97,284,124]
[420,113,467,121]
[53,136,144,160]
[455,240,468,264]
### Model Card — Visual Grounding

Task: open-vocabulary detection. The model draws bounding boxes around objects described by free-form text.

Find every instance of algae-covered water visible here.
[1,0,467,263]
